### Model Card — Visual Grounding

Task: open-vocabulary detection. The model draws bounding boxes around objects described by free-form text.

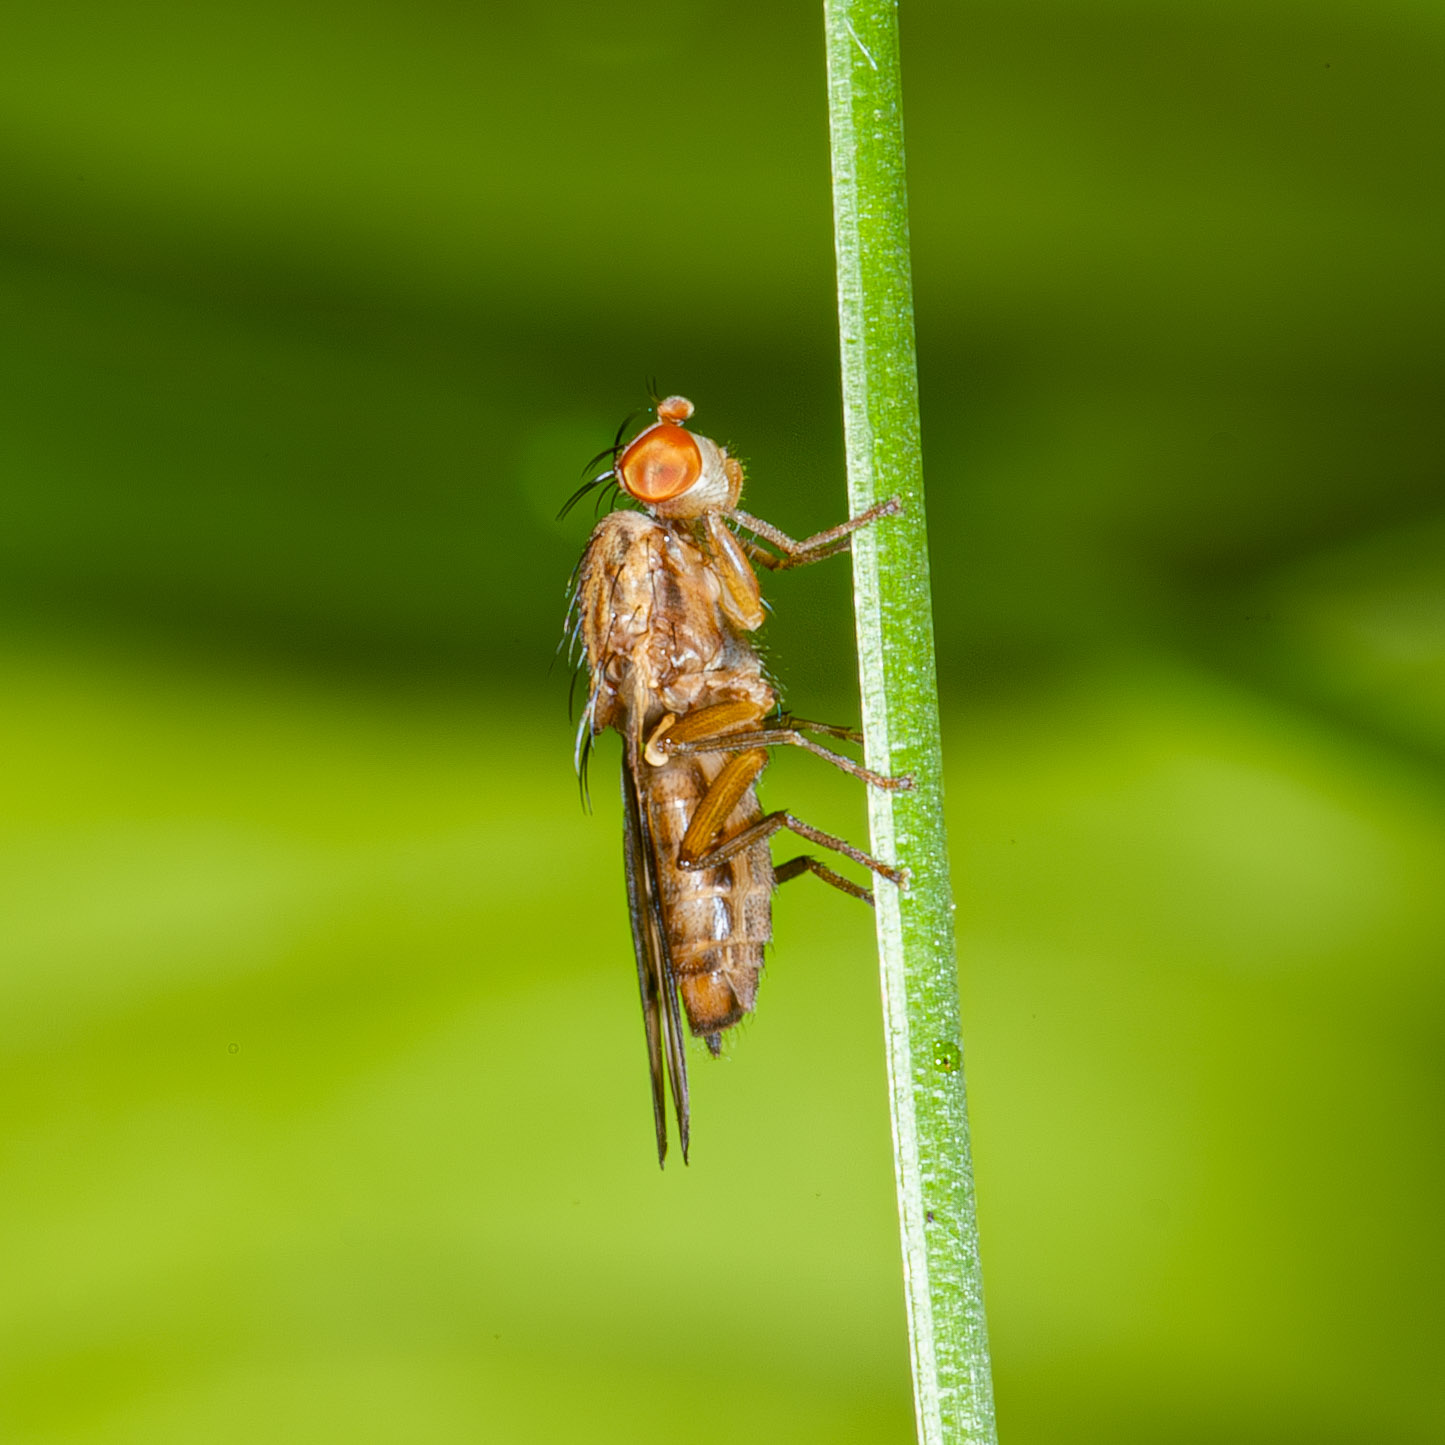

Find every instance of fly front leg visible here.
[729,496,902,572]
[734,532,854,571]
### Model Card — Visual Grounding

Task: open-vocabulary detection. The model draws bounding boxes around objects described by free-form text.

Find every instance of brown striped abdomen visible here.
[646,751,774,1041]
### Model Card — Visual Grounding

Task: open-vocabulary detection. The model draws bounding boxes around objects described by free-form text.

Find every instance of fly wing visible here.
[621,750,690,1166]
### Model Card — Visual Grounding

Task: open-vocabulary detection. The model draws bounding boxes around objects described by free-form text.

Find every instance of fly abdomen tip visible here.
[705,1032,723,1057]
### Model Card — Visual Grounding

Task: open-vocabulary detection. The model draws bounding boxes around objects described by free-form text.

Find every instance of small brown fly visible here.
[565,394,910,1165]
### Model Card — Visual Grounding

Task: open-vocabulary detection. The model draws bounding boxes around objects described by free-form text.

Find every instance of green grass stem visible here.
[823,3,998,1441]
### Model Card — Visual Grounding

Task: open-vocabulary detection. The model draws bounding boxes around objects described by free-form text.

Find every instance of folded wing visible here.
[620,750,690,1165]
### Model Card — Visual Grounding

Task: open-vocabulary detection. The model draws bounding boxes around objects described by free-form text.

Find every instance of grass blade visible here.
[823,3,999,1441]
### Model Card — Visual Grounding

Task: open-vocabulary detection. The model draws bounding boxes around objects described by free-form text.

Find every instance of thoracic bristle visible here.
[705,1033,722,1057]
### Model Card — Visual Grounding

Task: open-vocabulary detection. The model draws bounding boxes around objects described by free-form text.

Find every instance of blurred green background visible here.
[1,1,1442,1441]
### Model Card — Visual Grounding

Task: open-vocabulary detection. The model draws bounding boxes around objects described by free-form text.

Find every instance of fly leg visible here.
[734,532,853,570]
[729,496,902,571]
[651,707,909,893]
[672,746,906,889]
[658,718,914,792]
[682,804,909,892]
[774,714,862,743]
[773,855,876,905]
[646,702,865,754]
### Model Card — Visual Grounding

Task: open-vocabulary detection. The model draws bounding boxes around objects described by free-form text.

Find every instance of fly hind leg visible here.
[773,855,876,906]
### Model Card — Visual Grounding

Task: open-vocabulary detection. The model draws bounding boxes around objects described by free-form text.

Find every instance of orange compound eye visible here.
[618,424,702,503]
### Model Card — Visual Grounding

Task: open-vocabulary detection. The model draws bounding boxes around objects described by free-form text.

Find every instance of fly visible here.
[565,394,910,1165]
